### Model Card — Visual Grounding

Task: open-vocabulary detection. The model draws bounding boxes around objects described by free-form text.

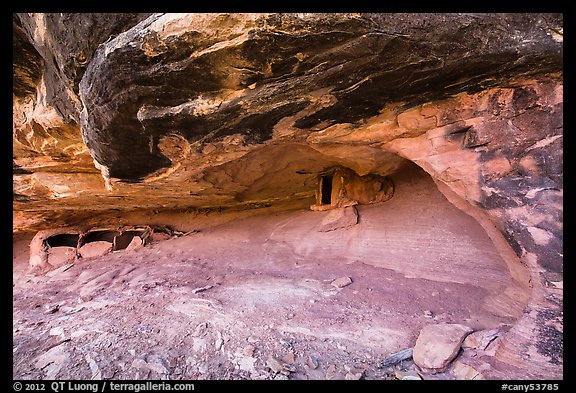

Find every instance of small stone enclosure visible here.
[28,225,179,273]
[310,167,394,211]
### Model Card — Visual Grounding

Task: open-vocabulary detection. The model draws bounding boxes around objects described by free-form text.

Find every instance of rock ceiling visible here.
[13,13,562,232]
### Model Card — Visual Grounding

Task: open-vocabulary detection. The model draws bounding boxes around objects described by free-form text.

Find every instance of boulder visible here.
[413,323,473,373]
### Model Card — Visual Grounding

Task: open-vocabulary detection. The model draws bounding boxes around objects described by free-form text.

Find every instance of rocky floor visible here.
[13,165,528,380]
[13,239,418,380]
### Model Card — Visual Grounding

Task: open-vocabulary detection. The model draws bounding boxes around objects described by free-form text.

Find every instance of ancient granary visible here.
[311,167,394,211]
[28,226,179,273]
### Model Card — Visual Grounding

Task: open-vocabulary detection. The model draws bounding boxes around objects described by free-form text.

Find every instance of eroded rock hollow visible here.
[13,13,562,380]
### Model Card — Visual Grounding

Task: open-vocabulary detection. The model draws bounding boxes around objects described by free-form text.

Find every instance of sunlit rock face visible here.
[13,13,562,379]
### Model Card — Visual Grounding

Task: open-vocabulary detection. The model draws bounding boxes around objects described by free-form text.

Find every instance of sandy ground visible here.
[13,164,528,380]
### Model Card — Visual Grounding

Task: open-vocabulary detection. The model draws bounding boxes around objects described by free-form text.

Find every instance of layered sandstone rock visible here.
[13,13,562,379]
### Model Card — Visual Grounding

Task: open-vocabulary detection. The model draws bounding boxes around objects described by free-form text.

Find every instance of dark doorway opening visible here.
[321,175,333,205]
[82,230,117,245]
[45,233,79,248]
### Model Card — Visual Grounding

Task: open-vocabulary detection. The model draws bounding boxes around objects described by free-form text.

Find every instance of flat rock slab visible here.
[331,276,353,288]
[317,206,358,232]
[78,241,113,259]
[47,246,76,268]
[413,323,473,373]
[125,236,143,251]
[450,359,485,380]
[462,327,503,351]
